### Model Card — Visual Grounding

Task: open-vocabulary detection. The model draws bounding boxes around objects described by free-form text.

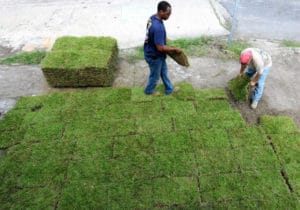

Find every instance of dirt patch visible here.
[226,87,300,128]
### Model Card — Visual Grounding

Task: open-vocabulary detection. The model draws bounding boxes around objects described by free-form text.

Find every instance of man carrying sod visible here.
[144,1,181,96]
[238,48,272,109]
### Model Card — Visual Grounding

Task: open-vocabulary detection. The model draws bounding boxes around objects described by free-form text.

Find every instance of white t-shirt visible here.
[242,48,272,74]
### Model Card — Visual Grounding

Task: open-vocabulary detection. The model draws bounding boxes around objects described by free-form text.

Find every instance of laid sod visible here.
[0,83,300,209]
[41,36,118,87]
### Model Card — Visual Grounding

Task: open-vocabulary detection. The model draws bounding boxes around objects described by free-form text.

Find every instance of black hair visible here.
[157,1,171,12]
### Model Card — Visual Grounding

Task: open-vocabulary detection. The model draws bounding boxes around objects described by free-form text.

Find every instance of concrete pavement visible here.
[0,0,229,51]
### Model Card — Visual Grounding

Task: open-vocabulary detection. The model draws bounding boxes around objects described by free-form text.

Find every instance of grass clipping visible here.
[228,75,251,102]
[41,36,118,87]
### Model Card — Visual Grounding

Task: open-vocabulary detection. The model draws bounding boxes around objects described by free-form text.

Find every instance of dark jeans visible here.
[144,56,173,95]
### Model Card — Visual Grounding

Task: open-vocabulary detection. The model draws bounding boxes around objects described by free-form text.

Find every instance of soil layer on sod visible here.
[41,36,118,87]
[0,83,299,209]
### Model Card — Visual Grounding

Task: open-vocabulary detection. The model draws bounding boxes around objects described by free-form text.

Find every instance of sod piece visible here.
[41,36,118,87]
[236,145,280,171]
[136,115,172,134]
[153,177,200,207]
[195,88,228,100]
[162,100,196,116]
[154,152,197,177]
[153,131,193,153]
[3,187,58,210]
[107,179,153,209]
[260,115,299,134]
[190,128,230,150]
[228,75,251,102]
[196,148,238,175]
[200,173,244,202]
[113,134,153,158]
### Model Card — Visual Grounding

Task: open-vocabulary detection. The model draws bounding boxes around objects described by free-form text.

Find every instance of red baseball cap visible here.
[240,51,252,64]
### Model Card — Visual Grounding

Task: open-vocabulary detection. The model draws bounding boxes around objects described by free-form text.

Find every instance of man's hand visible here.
[173,47,182,54]
[250,80,257,87]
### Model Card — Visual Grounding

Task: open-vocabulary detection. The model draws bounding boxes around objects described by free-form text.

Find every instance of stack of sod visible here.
[41,36,118,87]
[227,74,251,102]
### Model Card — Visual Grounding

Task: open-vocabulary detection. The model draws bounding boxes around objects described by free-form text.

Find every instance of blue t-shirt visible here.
[144,14,166,59]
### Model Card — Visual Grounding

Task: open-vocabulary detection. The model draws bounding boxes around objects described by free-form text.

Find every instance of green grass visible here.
[41,36,118,87]
[228,74,251,102]
[0,83,299,209]
[0,51,47,65]
[126,36,251,61]
[281,40,300,48]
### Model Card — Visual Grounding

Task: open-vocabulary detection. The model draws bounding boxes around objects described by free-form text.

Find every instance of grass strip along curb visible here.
[0,51,47,65]
[0,83,299,209]
[41,36,118,87]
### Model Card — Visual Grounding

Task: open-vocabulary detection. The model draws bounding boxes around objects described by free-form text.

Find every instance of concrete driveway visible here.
[0,0,228,51]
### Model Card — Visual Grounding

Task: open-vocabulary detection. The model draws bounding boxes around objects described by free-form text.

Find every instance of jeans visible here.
[245,67,271,102]
[144,56,174,95]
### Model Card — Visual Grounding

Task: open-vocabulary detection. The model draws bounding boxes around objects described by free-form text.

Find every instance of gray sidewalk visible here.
[0,0,228,51]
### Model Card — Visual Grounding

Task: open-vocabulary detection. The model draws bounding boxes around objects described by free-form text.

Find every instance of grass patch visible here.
[0,83,299,208]
[0,51,47,65]
[228,74,251,102]
[41,36,118,87]
[124,36,251,61]
[281,40,300,48]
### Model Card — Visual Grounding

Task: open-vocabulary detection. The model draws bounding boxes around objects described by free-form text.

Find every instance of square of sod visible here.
[2,186,58,210]
[109,155,154,181]
[197,111,246,129]
[196,148,238,175]
[268,133,300,165]
[107,179,153,209]
[259,115,299,134]
[152,131,193,153]
[172,82,196,101]
[235,145,280,171]
[200,173,244,202]
[197,99,232,113]
[74,135,113,160]
[190,128,231,150]
[59,177,108,209]
[285,163,300,194]
[241,170,294,205]
[173,114,206,131]
[130,101,162,117]
[228,126,269,148]
[154,152,197,177]
[136,115,172,134]
[162,100,196,116]
[41,36,118,87]
[152,177,200,208]
[113,134,153,158]
[195,88,228,101]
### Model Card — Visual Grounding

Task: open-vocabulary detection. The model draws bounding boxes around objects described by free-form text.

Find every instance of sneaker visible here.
[172,86,180,93]
[150,91,160,96]
[251,101,258,109]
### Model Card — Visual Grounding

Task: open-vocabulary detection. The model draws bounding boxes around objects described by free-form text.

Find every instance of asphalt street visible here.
[219,0,300,41]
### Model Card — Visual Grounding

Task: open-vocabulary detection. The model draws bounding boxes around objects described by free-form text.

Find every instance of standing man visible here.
[238,48,272,109]
[144,1,181,96]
